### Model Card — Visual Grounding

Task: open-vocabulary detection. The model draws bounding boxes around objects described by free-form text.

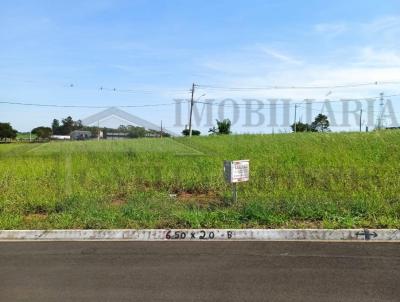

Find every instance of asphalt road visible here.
[0,242,399,302]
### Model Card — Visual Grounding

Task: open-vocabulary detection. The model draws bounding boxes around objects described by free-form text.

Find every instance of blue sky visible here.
[1,0,400,133]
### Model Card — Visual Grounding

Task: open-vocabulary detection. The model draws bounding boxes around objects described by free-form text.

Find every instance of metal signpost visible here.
[224,160,250,202]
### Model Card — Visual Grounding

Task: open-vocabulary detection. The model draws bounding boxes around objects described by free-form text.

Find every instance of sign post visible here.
[232,183,237,202]
[224,160,249,202]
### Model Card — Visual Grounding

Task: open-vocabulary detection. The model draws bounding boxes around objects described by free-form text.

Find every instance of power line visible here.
[4,74,400,93]
[195,93,400,108]
[197,81,400,91]
[1,92,400,110]
[97,86,190,94]
[0,75,190,94]
[0,100,187,108]
[297,105,400,116]
[196,100,295,109]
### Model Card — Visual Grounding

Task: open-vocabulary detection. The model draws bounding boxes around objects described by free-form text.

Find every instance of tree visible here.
[161,131,171,138]
[52,116,84,135]
[291,121,311,132]
[60,116,74,135]
[0,123,17,141]
[52,119,60,134]
[127,126,146,138]
[209,119,231,135]
[74,119,83,129]
[118,125,128,132]
[32,127,52,139]
[311,114,330,132]
[182,129,200,136]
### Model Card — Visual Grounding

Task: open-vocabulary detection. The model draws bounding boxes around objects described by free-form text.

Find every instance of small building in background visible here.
[70,130,92,140]
[106,132,129,140]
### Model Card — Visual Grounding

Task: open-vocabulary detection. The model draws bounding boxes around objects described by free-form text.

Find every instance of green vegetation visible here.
[0,123,17,141]
[182,129,201,136]
[52,116,83,135]
[31,127,52,139]
[209,118,232,135]
[1,132,400,229]
[291,113,330,132]
[16,132,36,140]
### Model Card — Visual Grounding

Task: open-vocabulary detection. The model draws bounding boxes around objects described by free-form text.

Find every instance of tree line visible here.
[183,114,330,136]
[290,114,330,132]
[0,123,17,141]
[1,113,330,141]
[182,119,232,136]
[30,116,171,139]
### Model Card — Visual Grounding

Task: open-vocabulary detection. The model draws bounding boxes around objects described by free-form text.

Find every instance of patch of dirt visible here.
[175,191,222,205]
[111,199,127,206]
[137,180,162,192]
[23,213,48,222]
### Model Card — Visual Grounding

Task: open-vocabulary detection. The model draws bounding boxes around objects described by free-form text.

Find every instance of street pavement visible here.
[0,241,399,301]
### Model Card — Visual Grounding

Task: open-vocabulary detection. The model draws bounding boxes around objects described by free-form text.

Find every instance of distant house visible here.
[145,132,160,138]
[81,107,176,136]
[106,132,129,140]
[70,130,92,140]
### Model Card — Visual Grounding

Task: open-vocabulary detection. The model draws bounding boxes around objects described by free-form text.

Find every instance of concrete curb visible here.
[0,229,399,241]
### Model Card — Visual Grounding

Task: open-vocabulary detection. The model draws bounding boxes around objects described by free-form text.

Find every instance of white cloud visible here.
[363,15,400,33]
[198,48,400,101]
[314,15,400,42]
[197,15,400,101]
[260,47,303,65]
[357,47,400,67]
[314,22,348,36]
[200,45,302,78]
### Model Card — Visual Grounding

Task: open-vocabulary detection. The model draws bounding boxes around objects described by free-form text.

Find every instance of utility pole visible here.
[359,109,363,132]
[97,120,100,141]
[188,83,195,137]
[160,120,163,138]
[294,103,298,133]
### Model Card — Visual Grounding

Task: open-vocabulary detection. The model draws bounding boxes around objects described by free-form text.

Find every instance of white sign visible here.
[224,160,250,183]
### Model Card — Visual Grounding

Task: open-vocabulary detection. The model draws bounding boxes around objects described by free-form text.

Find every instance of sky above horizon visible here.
[1,0,400,133]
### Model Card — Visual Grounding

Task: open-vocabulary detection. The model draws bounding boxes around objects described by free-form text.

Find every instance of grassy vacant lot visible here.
[1,132,400,229]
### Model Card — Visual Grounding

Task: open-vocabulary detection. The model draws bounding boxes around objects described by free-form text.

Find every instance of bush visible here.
[182,129,201,136]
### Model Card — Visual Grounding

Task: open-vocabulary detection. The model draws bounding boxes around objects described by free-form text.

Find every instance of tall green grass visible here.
[0,132,399,229]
